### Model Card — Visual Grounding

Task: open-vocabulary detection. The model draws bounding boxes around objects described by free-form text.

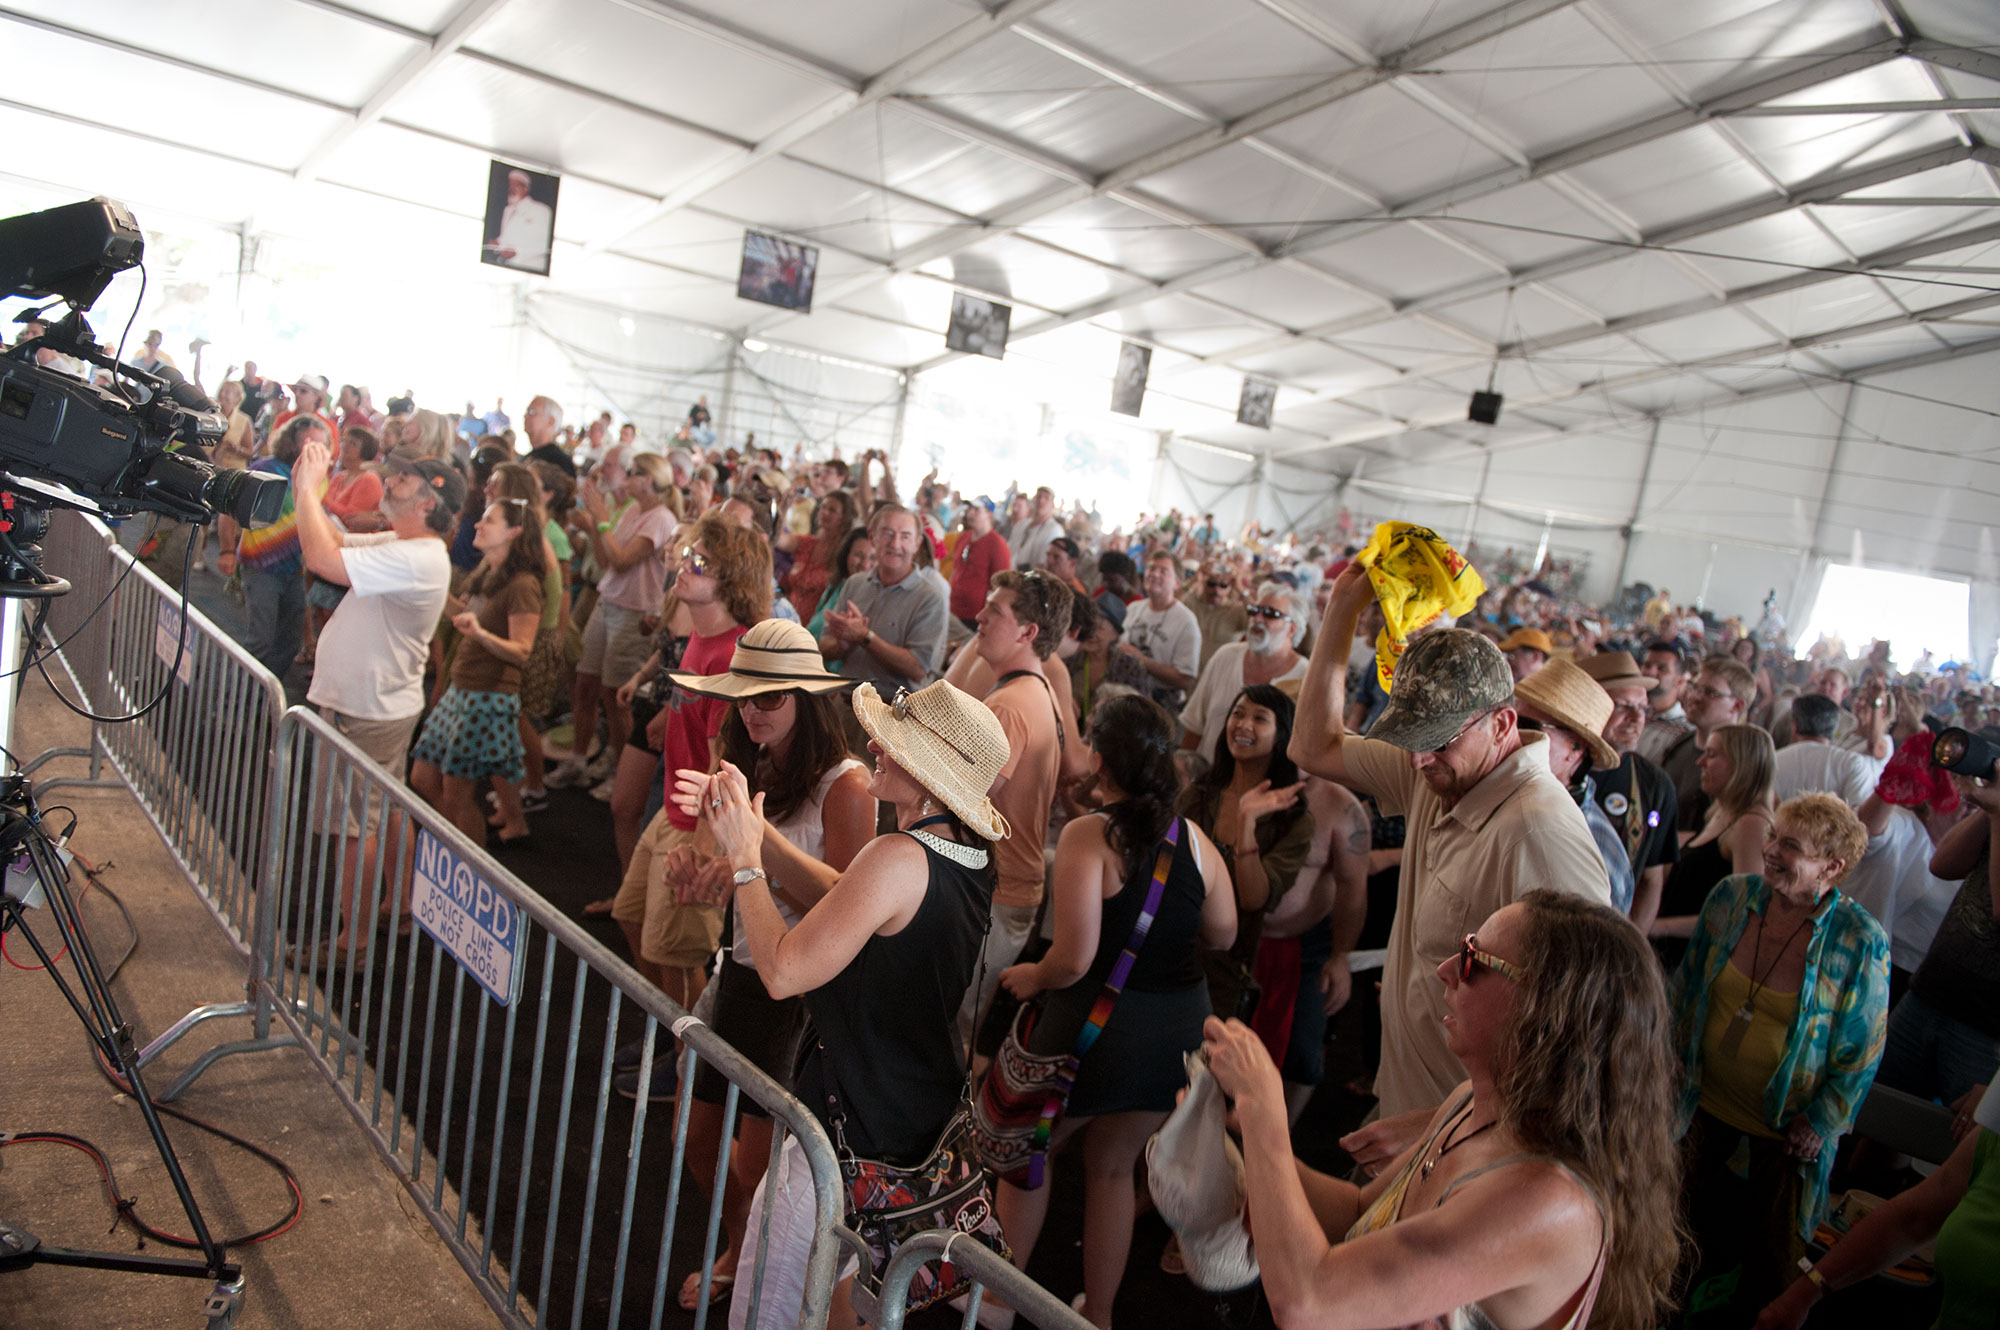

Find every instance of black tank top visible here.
[1083,814,1206,993]
[796,830,992,1165]
[1663,827,1734,920]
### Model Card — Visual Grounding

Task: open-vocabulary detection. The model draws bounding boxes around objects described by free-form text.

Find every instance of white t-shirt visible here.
[1124,598,1201,690]
[1842,804,1955,969]
[1774,741,1882,808]
[306,534,452,721]
[1178,641,1309,764]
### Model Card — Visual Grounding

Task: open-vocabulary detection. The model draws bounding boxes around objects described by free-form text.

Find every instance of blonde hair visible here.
[1774,793,1868,886]
[1708,723,1776,823]
[627,452,674,496]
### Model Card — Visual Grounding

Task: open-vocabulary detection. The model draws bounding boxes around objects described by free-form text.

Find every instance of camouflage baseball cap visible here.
[1369,628,1515,753]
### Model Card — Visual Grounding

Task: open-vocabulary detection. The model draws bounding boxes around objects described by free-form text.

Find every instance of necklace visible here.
[1420,1103,1498,1181]
[1718,901,1815,1059]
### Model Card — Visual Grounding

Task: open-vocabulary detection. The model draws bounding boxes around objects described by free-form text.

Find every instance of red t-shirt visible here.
[662,625,749,830]
[949,529,1012,620]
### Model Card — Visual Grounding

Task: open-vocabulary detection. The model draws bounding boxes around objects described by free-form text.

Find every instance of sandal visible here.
[1159,1234,1186,1276]
[679,1270,734,1310]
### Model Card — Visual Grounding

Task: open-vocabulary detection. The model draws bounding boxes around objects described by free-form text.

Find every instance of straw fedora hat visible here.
[666,619,854,699]
[852,680,1011,842]
[1515,657,1620,771]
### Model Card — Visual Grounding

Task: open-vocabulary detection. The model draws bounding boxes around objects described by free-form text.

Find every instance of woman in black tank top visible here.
[699,680,1011,1328]
[1653,724,1775,966]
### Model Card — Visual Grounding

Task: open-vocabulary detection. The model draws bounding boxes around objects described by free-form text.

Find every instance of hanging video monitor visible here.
[481,161,559,276]
[737,230,819,313]
[945,292,1011,360]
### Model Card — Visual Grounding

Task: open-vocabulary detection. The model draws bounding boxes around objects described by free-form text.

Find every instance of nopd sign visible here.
[411,830,524,1006]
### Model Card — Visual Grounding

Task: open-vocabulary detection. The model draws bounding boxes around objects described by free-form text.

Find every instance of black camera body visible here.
[0,198,287,531]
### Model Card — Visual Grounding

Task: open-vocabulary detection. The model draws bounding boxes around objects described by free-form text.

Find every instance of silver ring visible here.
[711,795,722,808]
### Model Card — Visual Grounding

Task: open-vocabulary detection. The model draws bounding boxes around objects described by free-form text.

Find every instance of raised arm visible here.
[1290,565,1372,784]
[288,440,350,584]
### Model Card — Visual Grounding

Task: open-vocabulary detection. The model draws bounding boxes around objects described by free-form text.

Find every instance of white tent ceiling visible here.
[5,0,1999,613]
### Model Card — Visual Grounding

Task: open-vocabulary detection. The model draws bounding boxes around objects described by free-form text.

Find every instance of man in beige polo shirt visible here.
[1291,564,1610,1168]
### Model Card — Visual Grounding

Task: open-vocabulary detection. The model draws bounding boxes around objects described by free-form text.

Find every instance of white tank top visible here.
[732,757,865,971]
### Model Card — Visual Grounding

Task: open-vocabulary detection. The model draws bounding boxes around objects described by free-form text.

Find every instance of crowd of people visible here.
[143,355,1999,1330]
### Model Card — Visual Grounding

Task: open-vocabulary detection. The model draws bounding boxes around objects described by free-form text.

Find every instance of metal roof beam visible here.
[591,0,1067,251]
[792,0,1585,354]
[1909,39,2000,84]
[1725,98,2000,115]
[292,0,517,184]
[1198,135,1972,369]
[1269,286,2000,457]
[1276,214,2000,412]
[948,36,1914,376]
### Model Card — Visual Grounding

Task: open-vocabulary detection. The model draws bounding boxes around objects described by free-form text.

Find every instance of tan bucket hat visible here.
[666,619,853,699]
[852,680,1011,841]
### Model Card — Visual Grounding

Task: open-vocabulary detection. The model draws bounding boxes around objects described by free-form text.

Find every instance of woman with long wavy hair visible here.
[1206,889,1684,1330]
[409,494,546,845]
[776,487,856,621]
[1652,723,1776,964]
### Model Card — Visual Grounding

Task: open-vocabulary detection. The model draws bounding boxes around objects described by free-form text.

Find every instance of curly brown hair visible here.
[688,513,772,628]
[1497,890,1684,1330]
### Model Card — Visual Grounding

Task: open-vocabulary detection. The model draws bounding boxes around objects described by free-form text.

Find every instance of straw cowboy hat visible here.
[666,619,853,698]
[1515,656,1620,771]
[852,680,1011,842]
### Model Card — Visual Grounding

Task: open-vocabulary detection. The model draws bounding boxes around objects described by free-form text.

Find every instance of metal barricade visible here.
[255,706,846,1330]
[29,507,283,950]
[873,1230,1096,1330]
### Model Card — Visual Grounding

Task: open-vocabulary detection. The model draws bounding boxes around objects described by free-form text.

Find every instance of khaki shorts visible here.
[315,706,417,840]
[613,809,724,970]
[578,601,652,687]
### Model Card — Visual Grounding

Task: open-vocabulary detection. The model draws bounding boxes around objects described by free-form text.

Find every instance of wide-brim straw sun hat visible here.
[1514,655,1620,772]
[852,680,1012,842]
[666,619,854,699]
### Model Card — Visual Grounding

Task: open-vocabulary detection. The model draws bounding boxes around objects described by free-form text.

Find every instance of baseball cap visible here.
[384,453,467,521]
[292,373,330,395]
[1497,627,1554,655]
[1048,536,1080,560]
[1369,628,1515,753]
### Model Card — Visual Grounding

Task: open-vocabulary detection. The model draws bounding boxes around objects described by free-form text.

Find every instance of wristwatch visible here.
[732,867,768,888]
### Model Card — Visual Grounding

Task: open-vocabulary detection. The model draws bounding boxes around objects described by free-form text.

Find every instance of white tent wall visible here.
[731,343,905,466]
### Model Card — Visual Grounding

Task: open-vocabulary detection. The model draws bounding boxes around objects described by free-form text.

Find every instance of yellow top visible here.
[1698,959,1798,1138]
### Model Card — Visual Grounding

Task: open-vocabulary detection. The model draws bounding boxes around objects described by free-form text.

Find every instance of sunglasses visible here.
[681,550,712,576]
[1459,933,1527,984]
[1245,604,1287,621]
[1205,578,1230,589]
[735,691,795,713]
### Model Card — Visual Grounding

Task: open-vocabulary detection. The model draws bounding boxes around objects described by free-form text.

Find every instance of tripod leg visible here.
[15,833,230,1277]
[204,1273,246,1327]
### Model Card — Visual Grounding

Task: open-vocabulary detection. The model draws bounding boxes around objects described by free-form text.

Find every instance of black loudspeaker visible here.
[1468,390,1504,425]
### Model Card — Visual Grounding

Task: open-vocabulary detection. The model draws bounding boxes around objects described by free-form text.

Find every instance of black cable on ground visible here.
[1,831,305,1252]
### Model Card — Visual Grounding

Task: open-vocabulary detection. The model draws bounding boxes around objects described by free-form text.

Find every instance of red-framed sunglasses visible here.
[1458,933,1527,983]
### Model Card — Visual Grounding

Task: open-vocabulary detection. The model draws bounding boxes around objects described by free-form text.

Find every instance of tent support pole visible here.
[1788,381,1860,619]
[1612,417,1662,594]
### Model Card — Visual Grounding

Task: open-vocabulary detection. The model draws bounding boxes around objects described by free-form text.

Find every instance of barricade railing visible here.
[29,507,283,952]
[873,1229,1096,1330]
[252,706,846,1330]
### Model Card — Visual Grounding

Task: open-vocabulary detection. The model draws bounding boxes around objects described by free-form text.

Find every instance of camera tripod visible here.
[0,546,244,1326]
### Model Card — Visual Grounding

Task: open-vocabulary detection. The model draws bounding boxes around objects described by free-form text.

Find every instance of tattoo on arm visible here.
[1344,811,1371,858]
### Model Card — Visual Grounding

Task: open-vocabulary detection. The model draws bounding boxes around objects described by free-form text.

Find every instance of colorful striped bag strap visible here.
[1026,816,1182,1187]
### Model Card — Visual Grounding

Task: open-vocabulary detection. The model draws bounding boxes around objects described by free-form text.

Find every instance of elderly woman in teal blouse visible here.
[1668,792,1891,1328]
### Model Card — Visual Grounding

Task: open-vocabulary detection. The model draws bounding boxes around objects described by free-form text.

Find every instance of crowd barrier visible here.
[23,519,851,1328]
[30,509,280,951]
[24,516,1102,1330]
[252,707,846,1330]
[873,1230,1095,1330]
